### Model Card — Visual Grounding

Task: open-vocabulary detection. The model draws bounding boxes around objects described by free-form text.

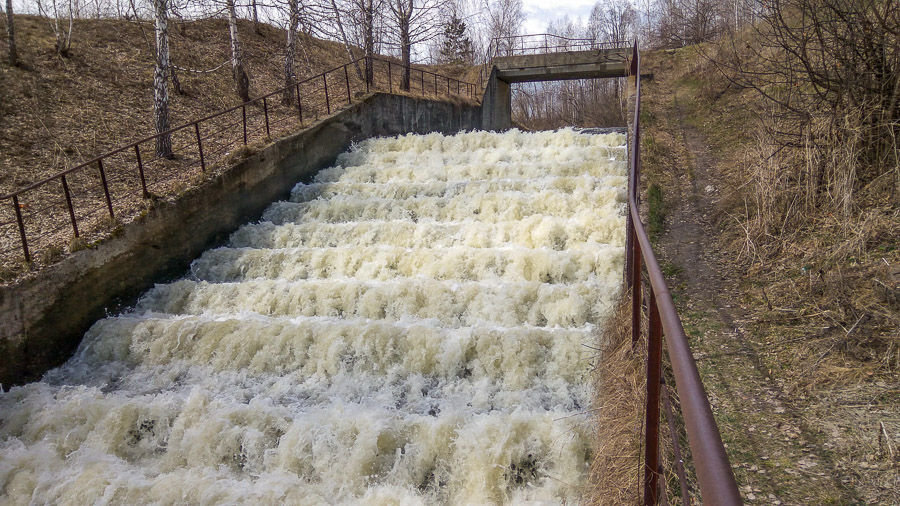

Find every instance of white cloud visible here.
[521,0,596,33]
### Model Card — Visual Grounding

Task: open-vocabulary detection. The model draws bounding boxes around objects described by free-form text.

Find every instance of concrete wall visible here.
[0,93,482,388]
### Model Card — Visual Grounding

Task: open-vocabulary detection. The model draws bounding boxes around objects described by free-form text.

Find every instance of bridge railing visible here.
[0,57,475,272]
[626,44,742,505]
[486,34,630,58]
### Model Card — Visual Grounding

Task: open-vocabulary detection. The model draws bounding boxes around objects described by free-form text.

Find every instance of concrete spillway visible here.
[0,129,627,504]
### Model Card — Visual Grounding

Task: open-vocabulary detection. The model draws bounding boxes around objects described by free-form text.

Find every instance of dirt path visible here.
[651,90,863,504]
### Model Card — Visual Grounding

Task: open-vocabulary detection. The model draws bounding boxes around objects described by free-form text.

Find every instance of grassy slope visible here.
[0,16,346,194]
[0,15,473,196]
[640,46,899,504]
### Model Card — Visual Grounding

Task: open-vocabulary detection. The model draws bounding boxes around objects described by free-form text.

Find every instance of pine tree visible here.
[439,15,473,65]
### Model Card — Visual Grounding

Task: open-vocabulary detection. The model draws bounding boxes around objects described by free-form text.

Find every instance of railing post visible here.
[662,378,693,505]
[12,196,30,264]
[242,105,248,145]
[194,122,205,172]
[296,83,303,126]
[644,288,663,505]
[344,65,352,104]
[388,62,392,93]
[323,73,331,114]
[421,69,424,94]
[262,97,271,137]
[60,175,79,237]
[134,144,149,199]
[97,158,114,219]
[632,229,642,348]
[434,74,437,94]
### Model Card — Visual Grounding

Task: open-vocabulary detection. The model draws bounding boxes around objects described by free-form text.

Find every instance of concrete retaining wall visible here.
[0,93,482,388]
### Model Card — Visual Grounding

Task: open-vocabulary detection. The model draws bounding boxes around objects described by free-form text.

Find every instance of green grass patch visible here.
[647,182,665,240]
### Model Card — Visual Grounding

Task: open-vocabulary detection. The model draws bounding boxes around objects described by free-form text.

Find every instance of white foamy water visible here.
[0,129,626,505]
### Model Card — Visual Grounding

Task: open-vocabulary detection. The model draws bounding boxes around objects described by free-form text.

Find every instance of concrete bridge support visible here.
[482,67,511,131]
[480,47,631,131]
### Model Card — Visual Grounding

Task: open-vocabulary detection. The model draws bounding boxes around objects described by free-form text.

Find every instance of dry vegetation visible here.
[587,296,643,505]
[0,15,350,193]
[636,41,899,503]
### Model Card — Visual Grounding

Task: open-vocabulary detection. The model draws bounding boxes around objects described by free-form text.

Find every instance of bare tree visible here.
[226,0,251,102]
[5,0,17,66]
[251,0,261,34]
[36,0,75,56]
[589,0,637,43]
[709,0,900,239]
[346,0,383,84]
[283,0,300,104]
[485,0,524,55]
[388,0,444,90]
[655,0,723,47]
[328,0,364,78]
[152,0,172,158]
[390,0,412,89]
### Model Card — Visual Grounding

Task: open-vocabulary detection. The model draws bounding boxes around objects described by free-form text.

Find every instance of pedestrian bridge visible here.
[480,35,632,130]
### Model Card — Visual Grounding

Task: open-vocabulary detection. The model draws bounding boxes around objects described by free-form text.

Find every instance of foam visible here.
[0,128,625,505]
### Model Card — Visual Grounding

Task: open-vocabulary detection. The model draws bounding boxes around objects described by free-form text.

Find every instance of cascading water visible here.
[0,128,627,505]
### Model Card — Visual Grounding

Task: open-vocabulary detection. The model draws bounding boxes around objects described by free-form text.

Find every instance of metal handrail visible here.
[1,56,475,265]
[626,44,742,505]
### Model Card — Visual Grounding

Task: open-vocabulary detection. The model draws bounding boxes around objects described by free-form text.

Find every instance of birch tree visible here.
[153,0,172,158]
[327,0,365,79]
[226,0,251,102]
[36,0,75,56]
[5,0,17,66]
[283,0,300,104]
[348,0,382,85]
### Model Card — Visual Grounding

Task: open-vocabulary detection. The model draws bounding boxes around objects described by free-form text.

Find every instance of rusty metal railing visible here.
[0,57,474,270]
[626,44,742,505]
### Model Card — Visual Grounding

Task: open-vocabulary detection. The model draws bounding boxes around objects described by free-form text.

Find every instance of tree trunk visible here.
[283,0,299,105]
[251,0,260,35]
[329,0,364,80]
[364,0,374,86]
[170,65,183,95]
[6,0,17,66]
[227,0,251,103]
[400,17,411,91]
[153,0,172,159]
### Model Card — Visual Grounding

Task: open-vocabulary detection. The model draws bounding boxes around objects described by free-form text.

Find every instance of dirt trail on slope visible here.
[645,71,871,504]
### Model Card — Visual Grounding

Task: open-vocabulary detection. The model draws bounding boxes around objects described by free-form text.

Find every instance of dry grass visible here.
[586,295,643,505]
[637,44,900,504]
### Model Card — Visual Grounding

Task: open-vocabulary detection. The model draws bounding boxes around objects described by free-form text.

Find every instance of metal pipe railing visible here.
[0,56,475,267]
[626,43,743,505]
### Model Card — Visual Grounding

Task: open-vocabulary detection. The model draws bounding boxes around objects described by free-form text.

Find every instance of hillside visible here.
[0,16,316,194]
[0,15,475,279]
[639,46,899,504]
[0,15,472,196]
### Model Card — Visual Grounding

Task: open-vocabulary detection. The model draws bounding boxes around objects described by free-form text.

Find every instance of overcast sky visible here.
[520,0,596,34]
